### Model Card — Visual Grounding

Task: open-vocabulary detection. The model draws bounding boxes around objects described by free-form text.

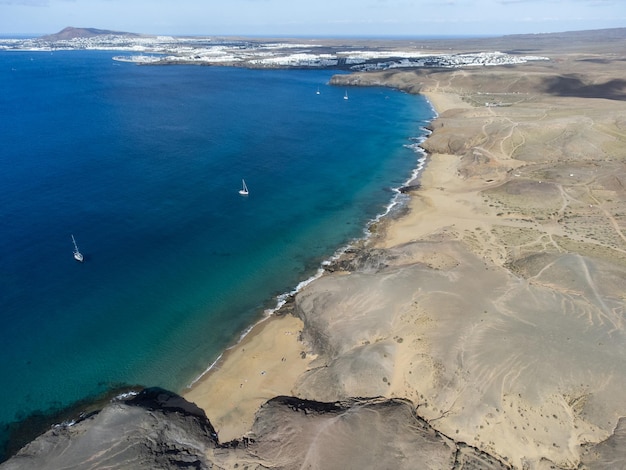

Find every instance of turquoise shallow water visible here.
[0,50,434,455]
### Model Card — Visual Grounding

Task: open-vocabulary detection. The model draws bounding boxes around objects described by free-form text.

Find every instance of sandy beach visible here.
[183,310,314,442]
[183,32,626,469]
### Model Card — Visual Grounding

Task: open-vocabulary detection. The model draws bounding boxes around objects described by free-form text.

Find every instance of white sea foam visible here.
[53,419,77,428]
[187,352,224,388]
[113,390,139,401]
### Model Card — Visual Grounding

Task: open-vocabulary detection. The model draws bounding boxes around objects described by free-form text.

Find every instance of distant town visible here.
[0,27,549,70]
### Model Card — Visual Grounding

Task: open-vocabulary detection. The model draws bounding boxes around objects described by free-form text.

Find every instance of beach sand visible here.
[184,34,626,468]
[183,312,314,442]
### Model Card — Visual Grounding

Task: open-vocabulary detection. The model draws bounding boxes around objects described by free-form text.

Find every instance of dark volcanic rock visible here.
[0,391,510,469]
[0,388,218,470]
[323,247,394,273]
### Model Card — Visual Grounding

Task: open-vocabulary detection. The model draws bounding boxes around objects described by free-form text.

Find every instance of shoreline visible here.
[318,60,626,468]
[179,89,471,442]
[184,101,437,390]
[183,310,312,441]
[181,96,437,441]
[184,51,626,467]
[178,86,514,440]
[3,28,626,468]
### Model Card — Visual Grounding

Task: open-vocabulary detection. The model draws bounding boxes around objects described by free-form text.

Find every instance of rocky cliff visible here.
[1,388,511,469]
[3,387,623,469]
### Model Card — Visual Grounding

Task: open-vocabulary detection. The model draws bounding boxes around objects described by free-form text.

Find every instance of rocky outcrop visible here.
[4,386,624,469]
[0,388,218,470]
[2,389,513,469]
[226,396,510,470]
[580,417,626,469]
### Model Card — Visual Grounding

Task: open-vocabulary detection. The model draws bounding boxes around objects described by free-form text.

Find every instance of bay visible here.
[0,50,434,453]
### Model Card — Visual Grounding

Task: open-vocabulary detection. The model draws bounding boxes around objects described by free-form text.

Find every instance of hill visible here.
[40,26,139,41]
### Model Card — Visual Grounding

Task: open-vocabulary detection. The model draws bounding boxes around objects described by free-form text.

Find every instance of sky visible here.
[0,0,624,37]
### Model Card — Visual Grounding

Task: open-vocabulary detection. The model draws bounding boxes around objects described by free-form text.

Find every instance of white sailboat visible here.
[239,179,249,196]
[316,87,321,95]
[344,90,349,100]
[71,234,84,262]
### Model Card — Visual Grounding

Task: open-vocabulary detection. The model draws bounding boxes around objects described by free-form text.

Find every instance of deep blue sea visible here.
[0,50,434,455]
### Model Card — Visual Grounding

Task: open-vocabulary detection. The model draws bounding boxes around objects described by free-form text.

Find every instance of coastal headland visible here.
[182,28,626,469]
[2,28,626,469]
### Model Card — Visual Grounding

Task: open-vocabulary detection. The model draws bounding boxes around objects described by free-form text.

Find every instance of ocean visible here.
[0,49,434,457]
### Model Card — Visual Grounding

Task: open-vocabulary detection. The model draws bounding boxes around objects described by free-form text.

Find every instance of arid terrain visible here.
[3,28,625,470]
[187,29,626,469]
[302,29,626,468]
